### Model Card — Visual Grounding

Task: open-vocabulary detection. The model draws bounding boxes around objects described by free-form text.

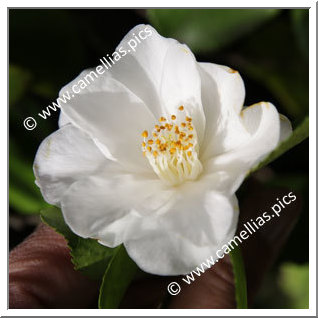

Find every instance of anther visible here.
[186,116,192,122]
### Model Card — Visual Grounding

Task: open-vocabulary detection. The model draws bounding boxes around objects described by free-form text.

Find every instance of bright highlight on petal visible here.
[141,106,203,186]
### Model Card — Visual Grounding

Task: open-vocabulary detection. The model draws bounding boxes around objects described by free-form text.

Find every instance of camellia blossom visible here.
[34,25,292,275]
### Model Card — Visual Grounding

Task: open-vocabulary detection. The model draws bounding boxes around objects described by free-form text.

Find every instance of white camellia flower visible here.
[34,25,292,275]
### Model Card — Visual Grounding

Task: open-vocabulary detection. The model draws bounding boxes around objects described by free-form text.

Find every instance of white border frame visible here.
[2,1,316,316]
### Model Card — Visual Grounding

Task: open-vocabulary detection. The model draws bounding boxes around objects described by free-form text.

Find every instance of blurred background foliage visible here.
[9,9,309,308]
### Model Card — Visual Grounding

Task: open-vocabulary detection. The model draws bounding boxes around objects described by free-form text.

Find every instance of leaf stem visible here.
[230,246,248,309]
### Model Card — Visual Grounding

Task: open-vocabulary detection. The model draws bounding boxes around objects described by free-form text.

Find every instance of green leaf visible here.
[9,65,31,105]
[32,81,57,99]
[230,246,248,309]
[98,245,138,309]
[147,9,280,53]
[41,206,116,280]
[9,183,49,215]
[9,141,49,214]
[10,145,41,196]
[279,262,309,308]
[290,10,309,59]
[229,12,308,119]
[235,60,308,119]
[251,116,309,173]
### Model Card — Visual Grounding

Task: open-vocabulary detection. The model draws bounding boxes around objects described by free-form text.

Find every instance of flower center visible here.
[141,106,203,186]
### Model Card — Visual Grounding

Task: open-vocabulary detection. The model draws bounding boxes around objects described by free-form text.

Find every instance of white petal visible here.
[200,62,245,114]
[33,124,107,205]
[60,166,238,275]
[59,68,119,95]
[61,168,174,247]
[198,63,250,161]
[58,110,71,127]
[109,25,174,118]
[126,232,213,276]
[240,101,280,149]
[204,102,280,194]
[156,181,238,246]
[59,73,156,173]
[278,113,292,142]
[110,25,205,142]
[156,42,205,142]
[125,193,239,275]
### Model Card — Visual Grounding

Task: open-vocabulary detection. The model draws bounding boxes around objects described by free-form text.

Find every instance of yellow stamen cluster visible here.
[140,106,203,186]
[141,106,195,159]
